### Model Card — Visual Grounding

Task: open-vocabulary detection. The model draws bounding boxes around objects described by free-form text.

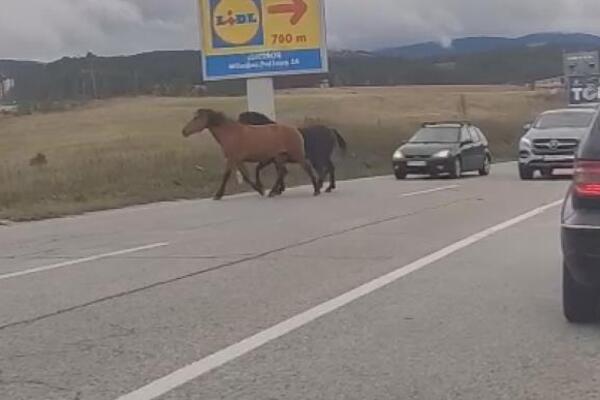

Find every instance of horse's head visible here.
[182,109,227,137]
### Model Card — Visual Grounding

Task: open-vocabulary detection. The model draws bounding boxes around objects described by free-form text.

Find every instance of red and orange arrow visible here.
[268,0,308,25]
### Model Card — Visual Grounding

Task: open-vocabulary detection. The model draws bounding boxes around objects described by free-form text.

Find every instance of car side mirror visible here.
[523,123,532,132]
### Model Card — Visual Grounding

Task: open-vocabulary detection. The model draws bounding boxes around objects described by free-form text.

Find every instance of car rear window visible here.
[409,127,460,143]
[468,127,480,143]
[534,112,594,129]
[476,129,488,145]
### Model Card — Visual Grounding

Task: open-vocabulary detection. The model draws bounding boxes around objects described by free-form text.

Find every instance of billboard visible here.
[198,0,328,81]
[564,52,600,105]
[568,75,600,105]
[564,51,600,77]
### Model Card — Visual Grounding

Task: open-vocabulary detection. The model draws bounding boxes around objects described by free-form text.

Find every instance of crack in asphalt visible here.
[0,196,475,333]
[0,378,76,396]
[0,323,139,363]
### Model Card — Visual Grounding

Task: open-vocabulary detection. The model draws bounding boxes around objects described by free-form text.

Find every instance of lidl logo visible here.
[211,0,264,48]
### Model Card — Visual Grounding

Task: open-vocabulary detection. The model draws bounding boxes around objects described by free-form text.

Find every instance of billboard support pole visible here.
[247,77,276,120]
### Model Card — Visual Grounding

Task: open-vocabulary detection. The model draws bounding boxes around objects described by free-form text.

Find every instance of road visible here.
[1,162,598,400]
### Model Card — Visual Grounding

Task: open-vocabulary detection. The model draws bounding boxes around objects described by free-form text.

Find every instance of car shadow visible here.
[404,173,483,181]
[535,173,573,181]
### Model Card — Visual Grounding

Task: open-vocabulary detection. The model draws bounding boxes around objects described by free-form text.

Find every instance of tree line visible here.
[0,45,575,103]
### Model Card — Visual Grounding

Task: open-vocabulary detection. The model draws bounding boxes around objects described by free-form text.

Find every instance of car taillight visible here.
[574,160,600,198]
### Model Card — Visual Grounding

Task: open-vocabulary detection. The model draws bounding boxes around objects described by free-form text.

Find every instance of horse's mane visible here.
[238,111,276,126]
[197,109,230,127]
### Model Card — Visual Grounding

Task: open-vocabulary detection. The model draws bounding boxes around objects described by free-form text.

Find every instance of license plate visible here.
[544,155,574,161]
[407,161,427,167]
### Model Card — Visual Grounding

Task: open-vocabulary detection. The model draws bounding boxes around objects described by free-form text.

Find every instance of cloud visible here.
[326,0,600,49]
[3,0,600,61]
[0,0,198,60]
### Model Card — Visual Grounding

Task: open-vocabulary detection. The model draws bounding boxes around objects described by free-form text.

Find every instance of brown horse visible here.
[182,109,320,200]
[239,112,347,193]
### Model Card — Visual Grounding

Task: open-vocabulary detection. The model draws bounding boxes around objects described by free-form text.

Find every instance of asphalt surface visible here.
[1,163,597,400]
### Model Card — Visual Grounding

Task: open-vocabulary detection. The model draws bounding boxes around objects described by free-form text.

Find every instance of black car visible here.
[561,109,600,323]
[392,122,492,179]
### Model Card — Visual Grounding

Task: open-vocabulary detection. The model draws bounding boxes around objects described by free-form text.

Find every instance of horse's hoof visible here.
[213,195,223,201]
[325,187,334,193]
[268,191,278,198]
[314,191,321,197]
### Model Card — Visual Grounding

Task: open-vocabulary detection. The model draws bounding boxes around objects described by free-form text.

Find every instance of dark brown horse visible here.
[238,112,347,193]
[183,109,320,199]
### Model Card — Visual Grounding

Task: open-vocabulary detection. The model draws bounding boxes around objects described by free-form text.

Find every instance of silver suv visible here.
[519,108,597,179]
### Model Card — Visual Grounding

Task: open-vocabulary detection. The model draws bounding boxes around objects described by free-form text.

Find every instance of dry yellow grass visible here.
[0,86,563,220]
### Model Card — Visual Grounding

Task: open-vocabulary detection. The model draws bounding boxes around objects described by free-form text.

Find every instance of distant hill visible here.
[3,32,599,103]
[377,33,600,59]
[0,59,42,73]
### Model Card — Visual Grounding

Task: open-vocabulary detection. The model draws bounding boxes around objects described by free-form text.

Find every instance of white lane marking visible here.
[400,185,459,198]
[115,199,562,400]
[0,243,170,282]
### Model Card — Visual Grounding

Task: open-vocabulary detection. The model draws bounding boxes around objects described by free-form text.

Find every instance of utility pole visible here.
[89,61,98,99]
[82,52,99,99]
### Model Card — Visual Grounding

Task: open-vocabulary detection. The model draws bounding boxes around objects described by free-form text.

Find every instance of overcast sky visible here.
[2,0,600,61]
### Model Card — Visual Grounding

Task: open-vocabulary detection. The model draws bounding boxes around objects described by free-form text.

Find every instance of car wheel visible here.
[449,157,462,179]
[519,164,534,180]
[564,262,600,323]
[479,155,491,176]
[394,167,407,180]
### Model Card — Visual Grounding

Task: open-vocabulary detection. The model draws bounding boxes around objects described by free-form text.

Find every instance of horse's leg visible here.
[237,163,265,196]
[315,164,327,192]
[309,157,325,192]
[264,160,288,194]
[272,163,288,197]
[255,160,272,194]
[278,164,288,194]
[214,161,233,200]
[280,180,287,194]
[278,164,287,194]
[269,156,287,197]
[326,160,336,193]
[237,163,264,196]
[301,160,321,196]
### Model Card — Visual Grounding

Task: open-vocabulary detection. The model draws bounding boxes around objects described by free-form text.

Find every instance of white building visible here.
[534,76,565,89]
[0,76,15,100]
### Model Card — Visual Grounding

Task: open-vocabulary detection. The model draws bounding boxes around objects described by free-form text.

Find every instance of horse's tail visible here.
[332,129,348,154]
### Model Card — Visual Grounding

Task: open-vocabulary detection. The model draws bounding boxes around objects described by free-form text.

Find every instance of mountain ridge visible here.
[376,32,600,59]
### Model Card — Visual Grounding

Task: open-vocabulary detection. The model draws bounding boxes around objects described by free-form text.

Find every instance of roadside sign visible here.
[564,51,600,77]
[198,0,328,81]
[564,52,600,105]
[568,75,600,105]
